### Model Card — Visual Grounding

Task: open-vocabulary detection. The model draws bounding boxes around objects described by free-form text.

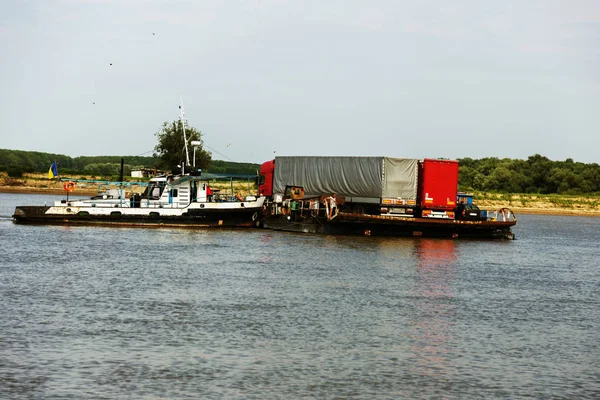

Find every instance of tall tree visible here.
[153,120,211,172]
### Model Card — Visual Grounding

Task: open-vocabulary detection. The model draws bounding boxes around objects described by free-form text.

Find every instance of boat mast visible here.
[179,99,191,170]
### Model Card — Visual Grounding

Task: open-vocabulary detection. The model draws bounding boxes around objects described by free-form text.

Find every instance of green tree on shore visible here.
[153,120,211,172]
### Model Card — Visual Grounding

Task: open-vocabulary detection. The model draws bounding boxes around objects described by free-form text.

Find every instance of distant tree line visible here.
[208,160,260,175]
[458,154,600,195]
[0,149,259,177]
[3,150,599,194]
[2,118,261,179]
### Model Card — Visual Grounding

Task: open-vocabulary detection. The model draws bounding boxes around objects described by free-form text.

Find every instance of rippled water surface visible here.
[1,193,599,399]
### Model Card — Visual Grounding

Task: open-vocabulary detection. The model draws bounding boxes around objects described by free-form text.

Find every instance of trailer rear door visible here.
[419,159,459,211]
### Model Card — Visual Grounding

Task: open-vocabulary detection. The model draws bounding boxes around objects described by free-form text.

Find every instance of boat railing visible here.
[58,178,149,207]
[485,208,517,222]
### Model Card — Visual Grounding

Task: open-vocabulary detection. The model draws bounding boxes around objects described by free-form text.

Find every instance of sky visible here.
[1,0,599,164]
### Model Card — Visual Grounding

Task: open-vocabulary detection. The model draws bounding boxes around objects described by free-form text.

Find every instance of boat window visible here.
[142,181,166,198]
[170,189,178,198]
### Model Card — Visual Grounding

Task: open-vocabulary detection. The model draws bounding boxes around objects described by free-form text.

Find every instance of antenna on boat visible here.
[179,98,190,171]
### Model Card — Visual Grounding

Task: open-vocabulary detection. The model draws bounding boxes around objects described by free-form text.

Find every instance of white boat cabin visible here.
[61,175,255,209]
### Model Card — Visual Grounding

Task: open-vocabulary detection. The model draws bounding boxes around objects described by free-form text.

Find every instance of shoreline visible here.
[0,186,100,196]
[3,186,599,218]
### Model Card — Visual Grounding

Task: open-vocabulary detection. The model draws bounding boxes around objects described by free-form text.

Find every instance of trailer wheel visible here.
[339,205,352,213]
[352,205,365,215]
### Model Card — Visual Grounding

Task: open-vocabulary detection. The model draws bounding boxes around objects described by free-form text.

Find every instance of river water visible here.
[1,192,599,399]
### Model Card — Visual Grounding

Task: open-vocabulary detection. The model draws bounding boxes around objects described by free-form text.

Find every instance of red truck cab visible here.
[258,159,275,196]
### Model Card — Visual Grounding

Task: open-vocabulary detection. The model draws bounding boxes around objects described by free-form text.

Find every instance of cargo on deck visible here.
[258,155,516,239]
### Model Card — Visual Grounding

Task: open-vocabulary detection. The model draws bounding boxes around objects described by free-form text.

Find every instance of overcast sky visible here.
[1,0,598,164]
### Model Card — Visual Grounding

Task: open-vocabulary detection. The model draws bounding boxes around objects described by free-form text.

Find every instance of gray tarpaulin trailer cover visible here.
[272,156,419,201]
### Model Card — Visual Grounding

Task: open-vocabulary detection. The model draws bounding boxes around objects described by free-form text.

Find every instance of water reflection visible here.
[371,237,420,258]
[410,239,457,381]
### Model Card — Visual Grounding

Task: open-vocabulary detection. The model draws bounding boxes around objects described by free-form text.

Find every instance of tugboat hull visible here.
[13,205,262,228]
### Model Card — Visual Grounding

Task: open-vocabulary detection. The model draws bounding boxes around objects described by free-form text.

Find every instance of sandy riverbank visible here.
[474,195,600,217]
[0,176,122,196]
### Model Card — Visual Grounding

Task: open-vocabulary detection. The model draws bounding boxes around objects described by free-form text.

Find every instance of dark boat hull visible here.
[12,206,261,228]
[14,206,516,239]
[260,212,516,239]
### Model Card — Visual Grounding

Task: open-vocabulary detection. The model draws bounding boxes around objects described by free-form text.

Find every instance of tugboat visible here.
[12,174,264,228]
[12,104,265,228]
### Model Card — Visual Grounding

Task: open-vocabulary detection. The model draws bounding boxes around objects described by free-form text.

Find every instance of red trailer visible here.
[418,159,459,218]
